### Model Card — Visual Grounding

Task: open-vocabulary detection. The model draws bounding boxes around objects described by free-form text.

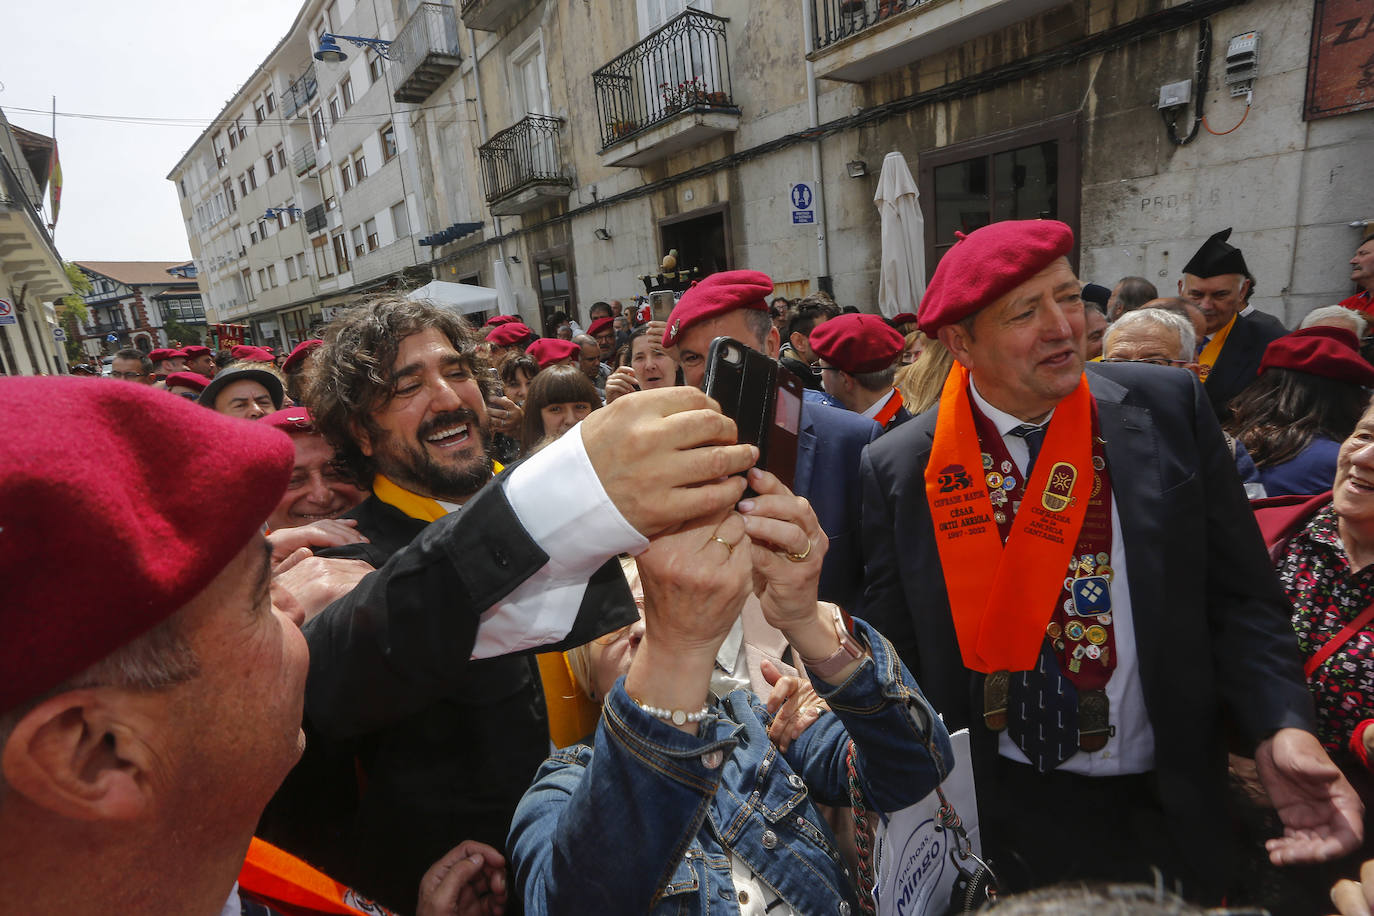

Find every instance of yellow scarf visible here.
[371,466,599,748]
[1197,314,1238,382]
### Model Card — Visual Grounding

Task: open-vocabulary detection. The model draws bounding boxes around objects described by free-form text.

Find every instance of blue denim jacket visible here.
[509,619,954,914]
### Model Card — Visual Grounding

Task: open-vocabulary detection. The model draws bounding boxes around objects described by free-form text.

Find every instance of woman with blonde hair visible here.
[894,336,955,416]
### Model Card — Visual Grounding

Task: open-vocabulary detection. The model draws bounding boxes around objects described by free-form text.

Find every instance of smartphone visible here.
[650,290,675,323]
[703,336,801,490]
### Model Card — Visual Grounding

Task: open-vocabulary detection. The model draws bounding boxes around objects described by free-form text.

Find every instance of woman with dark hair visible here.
[1226,327,1374,497]
[499,351,539,406]
[520,364,600,452]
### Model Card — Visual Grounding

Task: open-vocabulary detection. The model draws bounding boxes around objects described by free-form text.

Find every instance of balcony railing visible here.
[304,204,328,234]
[282,65,319,119]
[390,2,462,104]
[292,144,317,176]
[592,9,736,151]
[460,0,517,31]
[88,320,128,337]
[478,115,571,209]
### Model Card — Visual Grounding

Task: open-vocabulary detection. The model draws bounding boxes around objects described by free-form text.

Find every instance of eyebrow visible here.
[390,353,466,381]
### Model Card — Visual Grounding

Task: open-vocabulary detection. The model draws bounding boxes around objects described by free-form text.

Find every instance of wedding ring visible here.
[784,538,813,563]
[711,536,734,555]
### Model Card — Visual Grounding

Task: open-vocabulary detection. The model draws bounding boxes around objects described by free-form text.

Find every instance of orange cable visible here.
[1202,104,1250,136]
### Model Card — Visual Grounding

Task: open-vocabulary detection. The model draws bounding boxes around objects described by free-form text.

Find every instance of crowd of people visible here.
[7,224,1374,915]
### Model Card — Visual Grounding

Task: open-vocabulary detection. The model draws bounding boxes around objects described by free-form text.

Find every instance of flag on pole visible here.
[48,142,62,229]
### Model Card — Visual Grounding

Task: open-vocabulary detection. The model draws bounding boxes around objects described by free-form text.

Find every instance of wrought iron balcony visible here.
[304,204,328,234]
[88,320,128,337]
[592,10,738,164]
[391,2,462,104]
[813,0,927,50]
[460,0,517,32]
[282,65,319,119]
[292,144,317,176]
[478,115,572,216]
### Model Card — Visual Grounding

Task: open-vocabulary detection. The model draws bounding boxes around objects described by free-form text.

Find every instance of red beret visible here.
[526,337,582,368]
[890,313,918,326]
[486,314,521,327]
[148,348,176,362]
[282,339,323,374]
[231,345,277,363]
[486,322,534,347]
[164,371,211,392]
[261,407,316,435]
[181,345,212,359]
[810,314,906,374]
[918,220,1075,335]
[587,317,615,338]
[0,377,292,712]
[1260,326,1374,386]
[663,270,773,347]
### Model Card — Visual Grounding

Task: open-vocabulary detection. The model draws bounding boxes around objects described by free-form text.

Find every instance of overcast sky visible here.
[3,0,305,262]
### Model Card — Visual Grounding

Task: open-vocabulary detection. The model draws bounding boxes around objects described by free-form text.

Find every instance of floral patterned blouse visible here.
[1275,503,1374,754]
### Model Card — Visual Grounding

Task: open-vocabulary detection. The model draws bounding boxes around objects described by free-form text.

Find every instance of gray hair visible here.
[1299,305,1367,337]
[1104,308,1196,362]
[572,334,598,348]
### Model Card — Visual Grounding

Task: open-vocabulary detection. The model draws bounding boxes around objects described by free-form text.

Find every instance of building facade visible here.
[172,0,1374,334]
[0,108,71,375]
[70,261,207,356]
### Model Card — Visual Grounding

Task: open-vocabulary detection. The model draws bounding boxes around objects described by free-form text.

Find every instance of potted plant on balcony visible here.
[659,77,705,113]
[609,119,638,140]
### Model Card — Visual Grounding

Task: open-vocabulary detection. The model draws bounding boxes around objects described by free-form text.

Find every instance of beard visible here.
[372,408,495,502]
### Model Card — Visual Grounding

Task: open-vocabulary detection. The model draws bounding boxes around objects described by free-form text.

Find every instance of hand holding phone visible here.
[702,337,801,490]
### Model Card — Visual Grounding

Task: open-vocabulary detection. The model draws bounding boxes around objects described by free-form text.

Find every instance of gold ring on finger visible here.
[712,536,734,555]
[784,538,812,563]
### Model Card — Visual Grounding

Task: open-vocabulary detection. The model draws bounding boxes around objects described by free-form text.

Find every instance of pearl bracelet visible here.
[633,698,710,726]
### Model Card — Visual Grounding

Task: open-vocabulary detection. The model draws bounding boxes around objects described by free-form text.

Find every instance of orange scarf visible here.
[1196,313,1237,382]
[239,837,398,915]
[924,365,1095,672]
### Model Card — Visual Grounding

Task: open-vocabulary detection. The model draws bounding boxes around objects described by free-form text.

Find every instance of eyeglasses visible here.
[1101,357,1189,368]
[109,371,149,380]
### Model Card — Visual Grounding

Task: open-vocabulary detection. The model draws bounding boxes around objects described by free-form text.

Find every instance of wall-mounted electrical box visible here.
[1225,31,1260,96]
[1158,79,1193,110]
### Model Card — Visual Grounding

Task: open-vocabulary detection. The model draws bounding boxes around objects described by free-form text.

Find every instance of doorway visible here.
[659,205,731,280]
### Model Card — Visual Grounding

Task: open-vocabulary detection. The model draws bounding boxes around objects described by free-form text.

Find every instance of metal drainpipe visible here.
[466,28,510,275]
[801,0,830,288]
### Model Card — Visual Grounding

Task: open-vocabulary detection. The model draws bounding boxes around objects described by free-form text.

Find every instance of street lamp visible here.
[263,207,304,220]
[314,33,395,63]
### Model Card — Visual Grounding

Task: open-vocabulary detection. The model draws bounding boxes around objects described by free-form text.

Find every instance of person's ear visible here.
[1,690,161,822]
[938,324,975,370]
[349,420,373,458]
[765,326,781,360]
[788,330,806,354]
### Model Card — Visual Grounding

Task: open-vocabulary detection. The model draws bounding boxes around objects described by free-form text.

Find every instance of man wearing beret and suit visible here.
[810,312,912,432]
[664,270,880,617]
[860,219,1361,900]
[1178,228,1287,419]
[277,294,758,913]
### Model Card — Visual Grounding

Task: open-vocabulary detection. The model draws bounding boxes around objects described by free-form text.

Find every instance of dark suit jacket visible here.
[859,362,1314,881]
[796,398,880,613]
[1205,310,1287,418]
[263,481,637,914]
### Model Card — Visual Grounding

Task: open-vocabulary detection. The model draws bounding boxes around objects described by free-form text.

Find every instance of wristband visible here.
[633,698,710,726]
[1351,719,1374,770]
[799,603,866,679]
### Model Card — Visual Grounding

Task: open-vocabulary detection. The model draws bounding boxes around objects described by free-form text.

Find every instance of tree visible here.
[56,263,91,363]
[161,316,205,348]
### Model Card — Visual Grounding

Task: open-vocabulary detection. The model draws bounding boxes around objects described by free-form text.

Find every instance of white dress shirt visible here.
[969,380,1156,775]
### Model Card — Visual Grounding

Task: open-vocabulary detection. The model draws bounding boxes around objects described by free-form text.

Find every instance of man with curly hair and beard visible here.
[260,294,739,914]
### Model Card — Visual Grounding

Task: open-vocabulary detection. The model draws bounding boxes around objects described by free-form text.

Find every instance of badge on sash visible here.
[1078,689,1112,751]
[1042,462,1077,512]
[1069,576,1111,617]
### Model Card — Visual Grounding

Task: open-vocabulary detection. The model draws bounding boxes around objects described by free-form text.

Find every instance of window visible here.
[214,133,228,168]
[321,169,338,211]
[266,264,278,288]
[223,179,236,212]
[367,50,384,83]
[313,236,333,278]
[164,297,206,321]
[265,152,278,178]
[229,127,239,150]
[247,166,258,190]
[365,218,379,252]
[380,122,397,162]
[296,253,309,277]
[332,231,351,272]
[276,145,287,171]
[535,249,575,329]
[235,116,248,142]
[340,159,354,192]
[285,258,299,282]
[250,225,260,245]
[257,268,269,290]
[238,175,248,198]
[255,102,266,124]
[259,218,270,239]
[242,267,255,299]
[352,225,366,257]
[311,107,327,147]
[179,178,187,198]
[275,208,285,230]
[285,200,298,224]
[265,89,276,113]
[328,94,341,125]
[917,114,1081,274]
[341,76,354,110]
[390,201,409,239]
[353,149,368,182]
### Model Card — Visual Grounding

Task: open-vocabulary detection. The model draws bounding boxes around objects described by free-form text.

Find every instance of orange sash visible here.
[874,389,904,428]
[1196,313,1237,382]
[239,837,398,915]
[924,365,1095,672]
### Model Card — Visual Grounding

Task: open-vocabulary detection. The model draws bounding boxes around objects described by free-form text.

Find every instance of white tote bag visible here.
[870,729,987,916]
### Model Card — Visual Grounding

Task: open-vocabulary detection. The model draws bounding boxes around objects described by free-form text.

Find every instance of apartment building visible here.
[168,0,435,352]
[0,109,70,375]
[70,261,206,356]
